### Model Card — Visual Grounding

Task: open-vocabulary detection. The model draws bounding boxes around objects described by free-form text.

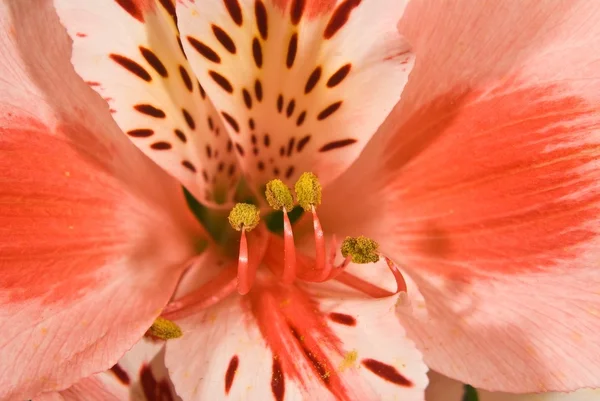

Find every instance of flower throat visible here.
[157,172,407,330]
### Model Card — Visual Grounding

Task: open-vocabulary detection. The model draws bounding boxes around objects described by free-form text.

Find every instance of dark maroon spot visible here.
[327,63,351,87]
[179,66,193,92]
[225,355,239,394]
[273,167,280,176]
[202,169,209,182]
[221,112,240,133]
[324,0,361,39]
[182,160,196,172]
[209,71,234,93]
[329,312,356,326]
[305,66,321,94]
[251,134,257,145]
[296,110,306,126]
[271,357,285,401]
[255,0,268,40]
[140,364,175,401]
[290,0,305,25]
[252,37,263,68]
[285,166,295,179]
[319,138,357,152]
[263,134,271,148]
[253,147,259,156]
[199,81,207,99]
[254,79,263,101]
[110,54,151,82]
[286,99,295,117]
[317,101,342,120]
[242,88,253,109]
[159,0,176,18]
[151,141,172,150]
[235,143,245,156]
[362,359,413,387]
[286,137,295,157]
[296,135,311,152]
[127,128,154,137]
[257,160,265,171]
[279,146,285,157]
[206,144,213,158]
[115,0,143,22]
[249,118,256,130]
[227,140,233,152]
[286,33,298,68]
[208,117,215,131]
[134,104,165,118]
[224,0,243,26]
[110,364,130,385]
[264,134,271,147]
[174,129,187,143]
[276,94,284,113]
[139,47,168,77]
[187,37,221,63]
[228,163,236,176]
[218,161,225,172]
[182,108,196,130]
[212,25,237,54]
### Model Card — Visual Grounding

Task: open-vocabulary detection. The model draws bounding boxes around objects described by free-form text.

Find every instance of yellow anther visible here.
[148,317,182,340]
[294,172,322,211]
[228,203,260,231]
[341,236,380,264]
[265,179,294,211]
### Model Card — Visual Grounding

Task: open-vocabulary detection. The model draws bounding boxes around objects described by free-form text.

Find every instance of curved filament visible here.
[238,224,270,294]
[334,257,407,298]
[281,208,296,284]
[161,266,238,320]
[237,228,252,294]
[311,206,329,281]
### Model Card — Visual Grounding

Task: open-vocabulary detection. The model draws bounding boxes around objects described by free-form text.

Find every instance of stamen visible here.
[161,267,238,320]
[147,317,183,340]
[265,179,296,284]
[228,203,260,232]
[311,205,329,281]
[281,208,296,284]
[237,228,254,294]
[341,236,380,264]
[265,179,294,211]
[294,172,322,211]
[228,203,262,294]
[336,236,407,298]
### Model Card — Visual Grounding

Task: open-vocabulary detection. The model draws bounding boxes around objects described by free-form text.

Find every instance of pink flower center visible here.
[161,173,407,320]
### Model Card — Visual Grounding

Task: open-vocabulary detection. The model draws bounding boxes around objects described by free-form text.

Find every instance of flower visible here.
[1,0,600,400]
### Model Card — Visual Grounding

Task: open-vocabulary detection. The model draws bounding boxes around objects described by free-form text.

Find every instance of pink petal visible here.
[318,0,600,393]
[54,0,241,206]
[35,377,125,401]
[426,372,600,401]
[0,2,203,398]
[165,275,427,400]
[36,338,181,401]
[175,0,414,193]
